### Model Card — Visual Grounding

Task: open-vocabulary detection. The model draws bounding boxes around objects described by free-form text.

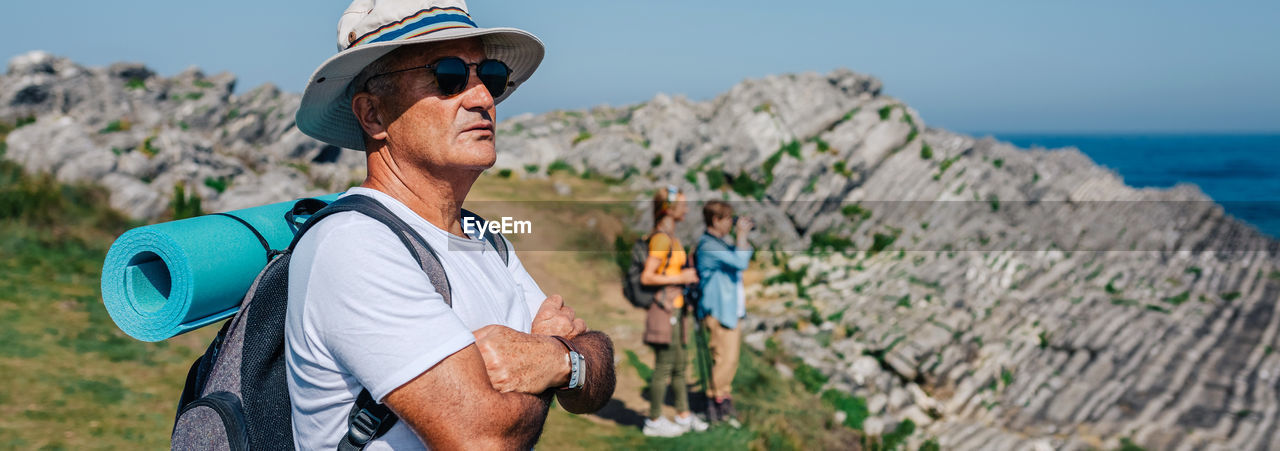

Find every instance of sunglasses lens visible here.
[432,57,469,95]
[478,60,511,98]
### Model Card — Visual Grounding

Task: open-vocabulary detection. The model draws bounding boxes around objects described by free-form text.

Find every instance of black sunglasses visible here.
[363,57,512,98]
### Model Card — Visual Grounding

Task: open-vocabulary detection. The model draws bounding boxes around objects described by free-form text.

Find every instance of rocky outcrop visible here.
[0,51,364,218]
[4,51,1279,449]
[492,68,1280,450]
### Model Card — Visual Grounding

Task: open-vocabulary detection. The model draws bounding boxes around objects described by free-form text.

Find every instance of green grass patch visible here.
[1222,291,1242,302]
[793,360,828,394]
[203,176,229,194]
[171,182,203,220]
[649,154,662,167]
[781,139,802,159]
[193,79,215,89]
[0,157,214,448]
[99,119,131,134]
[1111,298,1140,307]
[869,231,898,255]
[992,158,1004,169]
[833,160,852,177]
[840,107,861,123]
[140,135,160,157]
[705,167,726,190]
[809,230,855,254]
[1116,437,1146,451]
[523,164,539,174]
[497,168,513,178]
[821,389,868,429]
[571,130,593,146]
[1162,290,1190,306]
[547,159,576,176]
[841,204,872,221]
[730,171,768,200]
[753,102,773,114]
[15,115,37,128]
[878,105,894,120]
[933,154,961,180]
[684,166,699,185]
[865,418,915,451]
[805,136,831,153]
[920,141,933,159]
[623,349,653,381]
[184,92,204,101]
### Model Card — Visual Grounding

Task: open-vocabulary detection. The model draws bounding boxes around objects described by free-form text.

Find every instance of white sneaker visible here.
[643,417,686,437]
[676,414,709,432]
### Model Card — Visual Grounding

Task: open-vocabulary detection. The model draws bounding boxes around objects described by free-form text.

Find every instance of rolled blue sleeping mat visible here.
[101,193,341,342]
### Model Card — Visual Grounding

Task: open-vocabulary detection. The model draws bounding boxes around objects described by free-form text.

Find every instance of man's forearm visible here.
[477,391,552,450]
[554,331,616,414]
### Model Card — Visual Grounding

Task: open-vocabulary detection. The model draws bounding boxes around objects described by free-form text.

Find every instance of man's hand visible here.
[474,324,570,394]
[531,294,586,339]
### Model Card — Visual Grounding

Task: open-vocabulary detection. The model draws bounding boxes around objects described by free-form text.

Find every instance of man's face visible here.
[378,38,498,172]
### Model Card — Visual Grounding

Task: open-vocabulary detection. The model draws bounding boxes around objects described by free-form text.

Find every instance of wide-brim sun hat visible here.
[297,0,544,151]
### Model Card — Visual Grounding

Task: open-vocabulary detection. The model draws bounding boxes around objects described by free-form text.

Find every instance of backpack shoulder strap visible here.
[293,194,454,307]
[459,208,510,266]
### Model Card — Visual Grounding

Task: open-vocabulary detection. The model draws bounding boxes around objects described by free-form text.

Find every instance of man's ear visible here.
[352,92,389,141]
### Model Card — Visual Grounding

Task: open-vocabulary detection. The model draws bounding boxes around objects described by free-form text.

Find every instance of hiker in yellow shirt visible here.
[639,186,708,436]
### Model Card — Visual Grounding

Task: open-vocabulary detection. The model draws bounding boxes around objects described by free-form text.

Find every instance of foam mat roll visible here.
[101,193,340,342]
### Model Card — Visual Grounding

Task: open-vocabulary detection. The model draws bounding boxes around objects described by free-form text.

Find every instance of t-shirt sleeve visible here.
[299,219,475,402]
[501,236,548,326]
[648,233,673,261]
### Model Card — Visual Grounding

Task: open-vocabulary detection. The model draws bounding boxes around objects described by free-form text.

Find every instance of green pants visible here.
[649,310,689,419]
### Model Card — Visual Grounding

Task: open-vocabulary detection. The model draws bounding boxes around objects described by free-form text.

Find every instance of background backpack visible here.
[170,194,508,450]
[622,233,673,309]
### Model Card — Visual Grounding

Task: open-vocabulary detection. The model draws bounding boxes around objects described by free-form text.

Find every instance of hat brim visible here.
[296,27,544,151]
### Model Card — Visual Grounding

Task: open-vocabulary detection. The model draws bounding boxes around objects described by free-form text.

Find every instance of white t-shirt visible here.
[285,187,546,450]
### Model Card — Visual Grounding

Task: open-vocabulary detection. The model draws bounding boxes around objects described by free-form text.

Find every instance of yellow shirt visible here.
[648,233,686,308]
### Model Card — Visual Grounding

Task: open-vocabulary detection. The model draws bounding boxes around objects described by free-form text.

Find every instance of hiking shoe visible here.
[723,398,739,419]
[643,417,685,437]
[676,414,709,432]
[719,399,742,428]
[706,399,721,423]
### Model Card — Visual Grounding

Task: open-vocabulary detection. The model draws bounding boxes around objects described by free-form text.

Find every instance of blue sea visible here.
[987,134,1280,239]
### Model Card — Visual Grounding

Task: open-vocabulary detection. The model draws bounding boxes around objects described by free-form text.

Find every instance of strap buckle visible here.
[346,407,383,446]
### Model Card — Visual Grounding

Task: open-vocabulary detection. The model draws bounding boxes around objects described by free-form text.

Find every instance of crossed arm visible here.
[383,295,615,448]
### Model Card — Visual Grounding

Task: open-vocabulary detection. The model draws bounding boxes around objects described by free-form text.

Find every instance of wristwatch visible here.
[551,336,584,390]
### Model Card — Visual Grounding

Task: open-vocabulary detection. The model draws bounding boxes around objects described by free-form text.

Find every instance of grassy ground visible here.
[0,150,863,449]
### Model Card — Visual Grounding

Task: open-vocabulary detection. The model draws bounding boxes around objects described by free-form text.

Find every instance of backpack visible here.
[621,233,673,309]
[170,194,509,451]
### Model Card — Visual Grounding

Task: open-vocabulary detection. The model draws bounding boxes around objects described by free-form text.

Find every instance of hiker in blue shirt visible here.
[694,200,754,425]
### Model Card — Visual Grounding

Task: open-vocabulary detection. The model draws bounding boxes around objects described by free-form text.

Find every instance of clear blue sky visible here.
[4,1,1277,133]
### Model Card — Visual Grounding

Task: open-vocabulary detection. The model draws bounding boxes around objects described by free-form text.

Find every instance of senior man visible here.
[287,1,615,449]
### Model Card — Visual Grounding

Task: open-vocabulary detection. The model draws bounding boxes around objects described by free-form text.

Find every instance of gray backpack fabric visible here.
[622,234,672,309]
[171,194,508,450]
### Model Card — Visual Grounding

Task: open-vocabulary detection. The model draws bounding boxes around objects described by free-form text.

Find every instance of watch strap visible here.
[551,336,583,390]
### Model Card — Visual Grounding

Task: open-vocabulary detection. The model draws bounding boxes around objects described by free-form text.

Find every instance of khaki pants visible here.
[703,316,741,400]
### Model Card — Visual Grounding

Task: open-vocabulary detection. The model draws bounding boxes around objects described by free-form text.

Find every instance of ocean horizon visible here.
[977,132,1280,239]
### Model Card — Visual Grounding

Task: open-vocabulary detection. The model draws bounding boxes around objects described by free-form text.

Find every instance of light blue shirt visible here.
[695,232,753,329]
